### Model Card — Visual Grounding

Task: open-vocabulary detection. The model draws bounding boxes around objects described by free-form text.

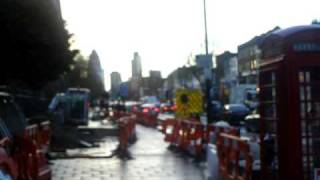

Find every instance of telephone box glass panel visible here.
[260,70,279,179]
[299,67,320,180]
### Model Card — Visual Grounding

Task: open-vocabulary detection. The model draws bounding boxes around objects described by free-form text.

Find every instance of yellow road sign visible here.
[176,89,203,118]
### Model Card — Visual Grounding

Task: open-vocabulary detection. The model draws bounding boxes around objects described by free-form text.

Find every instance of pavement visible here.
[50,119,118,153]
[51,123,206,180]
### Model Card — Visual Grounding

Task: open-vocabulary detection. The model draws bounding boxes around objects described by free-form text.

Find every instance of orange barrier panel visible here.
[204,125,215,144]
[142,114,157,127]
[162,119,177,143]
[178,121,191,151]
[117,115,137,155]
[217,133,253,180]
[112,110,128,122]
[25,124,38,143]
[192,123,204,156]
[16,126,51,180]
[161,118,241,158]
[0,138,18,180]
[37,121,51,153]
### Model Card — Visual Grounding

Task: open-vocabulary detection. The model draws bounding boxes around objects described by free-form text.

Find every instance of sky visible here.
[60,0,320,90]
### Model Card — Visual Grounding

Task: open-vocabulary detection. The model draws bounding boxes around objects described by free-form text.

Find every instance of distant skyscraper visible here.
[149,70,162,79]
[88,50,105,96]
[110,72,122,97]
[88,50,105,85]
[132,52,142,78]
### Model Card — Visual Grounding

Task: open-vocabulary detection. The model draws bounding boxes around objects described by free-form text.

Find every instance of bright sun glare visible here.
[60,0,320,90]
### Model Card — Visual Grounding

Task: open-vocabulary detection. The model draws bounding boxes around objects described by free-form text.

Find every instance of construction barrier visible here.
[177,121,190,151]
[188,121,204,156]
[18,125,51,180]
[160,118,244,163]
[37,121,51,153]
[0,138,18,180]
[117,115,137,156]
[111,110,128,122]
[160,118,254,180]
[161,119,177,142]
[217,133,253,180]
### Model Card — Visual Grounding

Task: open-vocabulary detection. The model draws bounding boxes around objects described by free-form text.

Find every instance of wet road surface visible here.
[51,124,205,180]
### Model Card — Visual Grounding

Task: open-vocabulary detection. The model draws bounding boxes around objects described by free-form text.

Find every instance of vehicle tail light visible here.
[155,108,160,113]
[143,108,149,113]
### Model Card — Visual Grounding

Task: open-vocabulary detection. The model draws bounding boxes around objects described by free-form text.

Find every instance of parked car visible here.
[244,114,260,133]
[210,101,223,120]
[223,104,250,126]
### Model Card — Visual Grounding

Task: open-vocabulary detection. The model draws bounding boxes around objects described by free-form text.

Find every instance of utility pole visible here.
[203,0,212,123]
[203,0,209,55]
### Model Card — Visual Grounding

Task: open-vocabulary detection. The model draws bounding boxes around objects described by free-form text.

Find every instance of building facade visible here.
[149,70,162,79]
[215,51,238,103]
[87,50,105,96]
[162,66,203,100]
[110,72,122,99]
[132,52,142,79]
[237,27,280,84]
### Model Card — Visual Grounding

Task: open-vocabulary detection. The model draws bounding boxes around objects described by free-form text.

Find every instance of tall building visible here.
[88,50,105,96]
[149,70,162,79]
[131,52,142,79]
[110,72,122,98]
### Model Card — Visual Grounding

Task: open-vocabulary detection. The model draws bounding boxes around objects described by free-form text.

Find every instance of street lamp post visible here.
[203,0,209,55]
[203,0,212,123]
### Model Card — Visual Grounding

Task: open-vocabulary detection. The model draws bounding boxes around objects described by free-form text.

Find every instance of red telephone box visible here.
[259,25,320,180]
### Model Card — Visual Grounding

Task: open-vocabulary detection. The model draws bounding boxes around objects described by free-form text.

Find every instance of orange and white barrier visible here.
[15,124,52,180]
[216,132,253,180]
[117,115,137,154]
[160,118,239,156]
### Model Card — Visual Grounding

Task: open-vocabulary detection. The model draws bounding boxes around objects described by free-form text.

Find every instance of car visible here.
[141,103,160,116]
[244,114,260,134]
[223,104,250,126]
[140,96,160,106]
[160,103,176,113]
[138,103,160,126]
[210,101,223,120]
